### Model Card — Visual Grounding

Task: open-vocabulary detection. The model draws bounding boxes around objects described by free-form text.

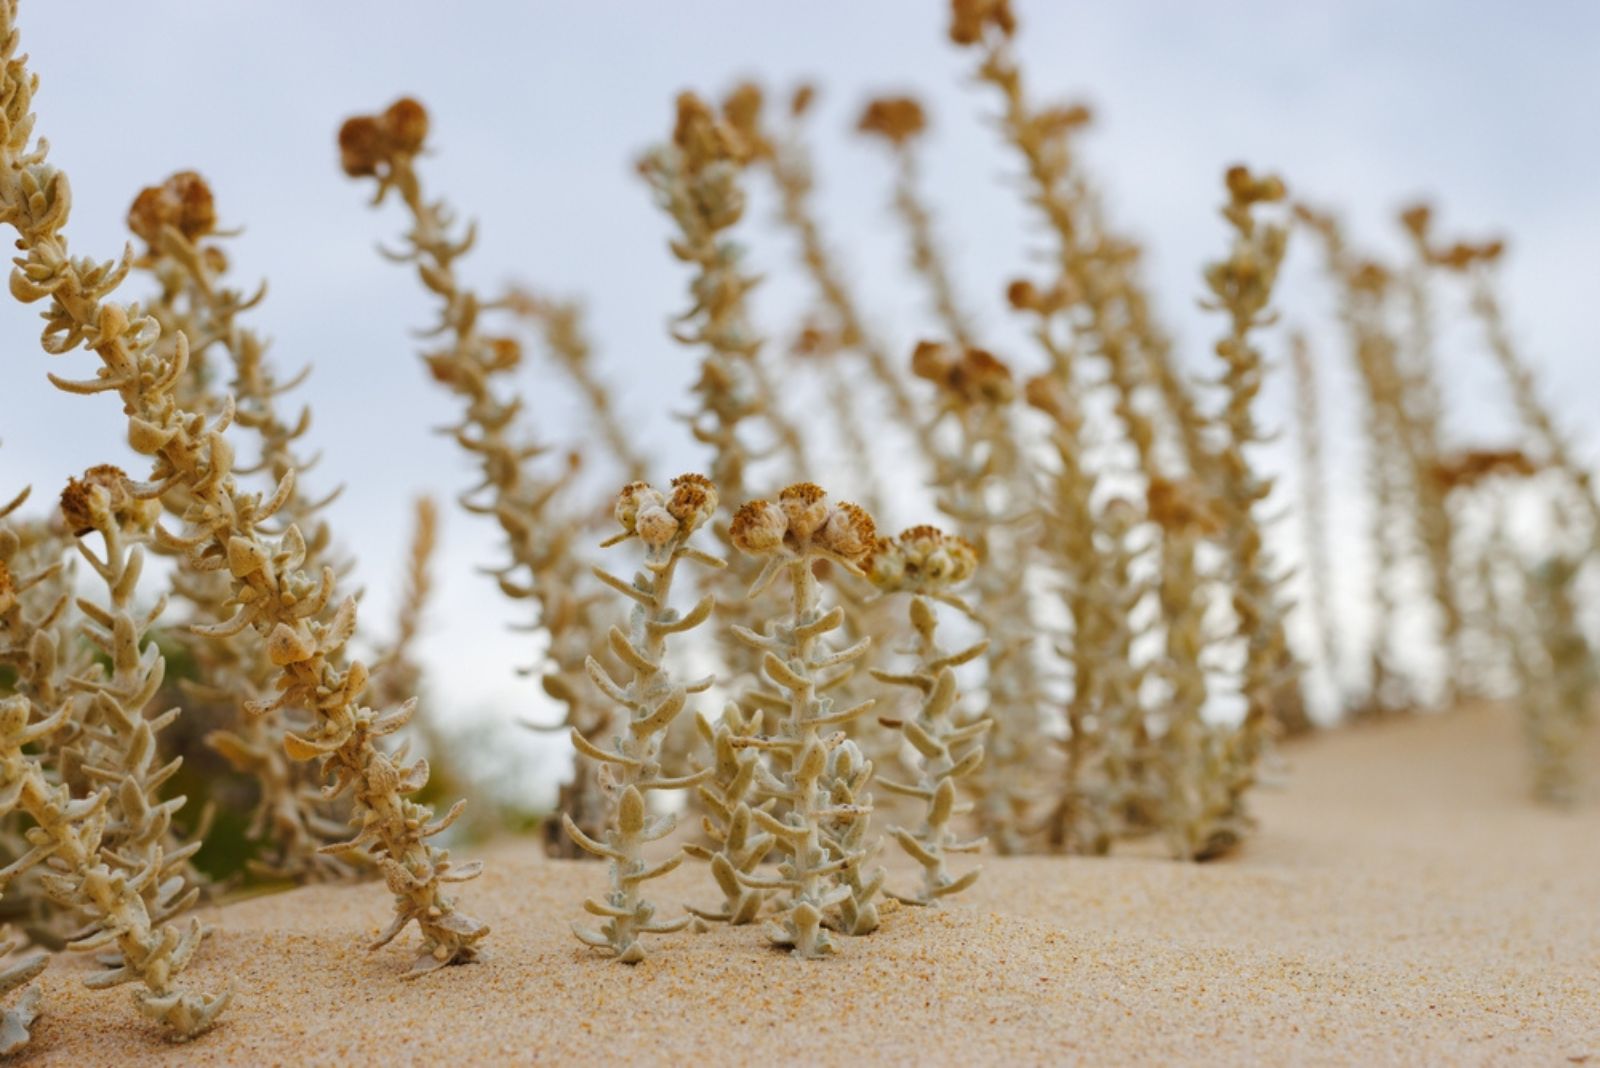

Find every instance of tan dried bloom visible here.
[1034,103,1093,141]
[337,115,388,177]
[1433,239,1505,271]
[674,90,746,172]
[337,96,430,178]
[817,500,877,560]
[1399,202,1433,241]
[0,558,13,617]
[720,82,772,161]
[1224,163,1287,207]
[949,0,1015,45]
[1146,477,1223,536]
[729,499,787,554]
[731,484,878,567]
[867,525,979,594]
[1431,447,1539,491]
[126,170,216,246]
[912,340,1017,407]
[778,481,830,540]
[857,95,927,144]
[59,465,151,536]
[789,82,816,118]
[666,472,719,532]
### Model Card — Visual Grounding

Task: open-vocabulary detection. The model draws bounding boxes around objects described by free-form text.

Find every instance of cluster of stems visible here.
[0,14,485,978]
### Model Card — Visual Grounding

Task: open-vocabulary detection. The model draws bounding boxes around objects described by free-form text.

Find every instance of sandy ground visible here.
[11,703,1600,1066]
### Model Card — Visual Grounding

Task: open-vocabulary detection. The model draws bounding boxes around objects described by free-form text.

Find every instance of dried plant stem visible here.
[1201,167,1296,840]
[971,34,1200,487]
[1289,332,1342,692]
[1022,364,1114,854]
[504,288,649,481]
[889,146,974,347]
[1299,209,1411,711]
[874,593,988,905]
[1523,556,1596,806]
[1152,497,1215,859]
[62,473,205,935]
[341,103,614,855]
[738,560,866,956]
[758,100,941,466]
[0,477,227,1040]
[132,182,355,883]
[728,486,880,956]
[565,479,720,961]
[0,28,485,975]
[1469,268,1600,549]
[1388,240,1464,702]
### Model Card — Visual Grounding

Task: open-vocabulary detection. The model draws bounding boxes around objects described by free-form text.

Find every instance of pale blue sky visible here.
[1,2,1594,774]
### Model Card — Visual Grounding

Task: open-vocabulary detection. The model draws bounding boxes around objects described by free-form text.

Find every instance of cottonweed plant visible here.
[564,477,722,962]
[910,340,1043,855]
[125,170,356,883]
[0,7,485,979]
[340,97,615,856]
[865,527,991,905]
[1145,477,1236,860]
[726,484,881,957]
[0,473,228,1040]
[1192,165,1297,849]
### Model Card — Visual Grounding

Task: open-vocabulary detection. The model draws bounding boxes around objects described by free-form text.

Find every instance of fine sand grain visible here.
[11,703,1599,1066]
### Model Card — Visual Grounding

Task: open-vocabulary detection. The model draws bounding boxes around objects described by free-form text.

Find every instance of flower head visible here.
[667,473,719,533]
[674,91,747,174]
[127,171,217,247]
[338,97,431,178]
[59,465,152,536]
[912,340,1015,407]
[1146,477,1222,537]
[857,96,926,145]
[949,0,1016,45]
[731,484,878,567]
[866,525,979,594]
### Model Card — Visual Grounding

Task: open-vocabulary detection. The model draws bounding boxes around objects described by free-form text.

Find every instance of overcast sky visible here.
[1,2,1595,783]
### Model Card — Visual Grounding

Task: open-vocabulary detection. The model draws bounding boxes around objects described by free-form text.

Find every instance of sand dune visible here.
[14,704,1598,1066]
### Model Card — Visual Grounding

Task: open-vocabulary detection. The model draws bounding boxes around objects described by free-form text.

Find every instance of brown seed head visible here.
[338,115,389,178]
[674,91,746,172]
[778,482,830,540]
[817,501,877,563]
[60,465,136,536]
[1225,164,1286,207]
[789,83,817,118]
[0,560,13,616]
[667,472,719,532]
[721,82,772,161]
[867,524,979,592]
[949,0,1015,45]
[857,96,927,145]
[127,170,217,246]
[384,97,430,154]
[1399,202,1432,242]
[1146,477,1221,536]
